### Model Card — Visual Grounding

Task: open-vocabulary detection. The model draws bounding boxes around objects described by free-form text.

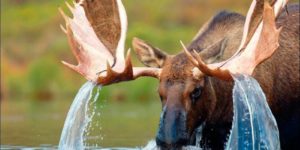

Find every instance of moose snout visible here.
[156,106,189,149]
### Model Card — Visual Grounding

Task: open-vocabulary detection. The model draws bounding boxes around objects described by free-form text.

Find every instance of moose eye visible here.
[190,87,202,103]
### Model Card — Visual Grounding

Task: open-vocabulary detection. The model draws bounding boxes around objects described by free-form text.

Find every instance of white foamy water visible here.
[58,81,101,150]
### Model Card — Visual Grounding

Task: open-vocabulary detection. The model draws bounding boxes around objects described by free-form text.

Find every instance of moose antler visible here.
[183,0,287,81]
[60,0,161,85]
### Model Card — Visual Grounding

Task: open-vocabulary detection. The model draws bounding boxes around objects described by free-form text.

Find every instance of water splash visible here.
[225,74,280,150]
[84,86,105,148]
[143,140,202,150]
[58,81,101,150]
[143,140,157,150]
[57,75,279,150]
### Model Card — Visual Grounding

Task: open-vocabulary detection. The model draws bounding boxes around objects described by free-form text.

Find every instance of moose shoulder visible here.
[132,3,299,150]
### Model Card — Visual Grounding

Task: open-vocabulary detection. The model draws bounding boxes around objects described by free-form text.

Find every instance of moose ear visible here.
[132,37,168,68]
[199,38,228,63]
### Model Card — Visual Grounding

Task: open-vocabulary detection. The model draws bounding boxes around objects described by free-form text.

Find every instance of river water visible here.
[2,75,280,149]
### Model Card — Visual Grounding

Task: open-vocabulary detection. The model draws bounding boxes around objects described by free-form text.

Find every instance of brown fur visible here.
[133,3,299,150]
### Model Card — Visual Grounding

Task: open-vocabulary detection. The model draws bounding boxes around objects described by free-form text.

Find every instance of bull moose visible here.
[60,0,299,149]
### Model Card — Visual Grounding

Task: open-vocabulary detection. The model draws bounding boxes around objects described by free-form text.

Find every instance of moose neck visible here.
[205,77,234,124]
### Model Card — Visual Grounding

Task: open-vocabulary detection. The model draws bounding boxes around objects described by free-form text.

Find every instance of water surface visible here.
[1,96,161,149]
[1,75,280,150]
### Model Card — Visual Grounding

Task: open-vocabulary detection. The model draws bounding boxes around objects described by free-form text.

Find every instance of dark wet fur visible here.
[189,4,300,150]
[159,3,299,150]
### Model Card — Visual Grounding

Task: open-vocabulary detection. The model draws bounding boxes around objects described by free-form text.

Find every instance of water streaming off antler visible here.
[58,82,101,150]
[226,75,280,150]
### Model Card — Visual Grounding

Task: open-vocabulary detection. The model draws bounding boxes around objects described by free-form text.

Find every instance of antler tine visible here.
[190,49,232,80]
[60,24,67,34]
[191,49,214,76]
[180,41,199,66]
[65,1,75,12]
[106,61,115,77]
[96,49,134,85]
[181,41,232,80]
[59,5,84,75]
[124,49,134,75]
[59,4,80,62]
[61,60,79,72]
[97,62,116,85]
[58,6,70,34]
[58,7,69,23]
[65,23,83,65]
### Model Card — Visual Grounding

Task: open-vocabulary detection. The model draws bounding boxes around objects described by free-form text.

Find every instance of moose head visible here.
[60,0,287,149]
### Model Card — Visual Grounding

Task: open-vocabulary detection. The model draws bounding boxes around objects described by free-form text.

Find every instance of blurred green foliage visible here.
[27,58,59,100]
[1,0,297,101]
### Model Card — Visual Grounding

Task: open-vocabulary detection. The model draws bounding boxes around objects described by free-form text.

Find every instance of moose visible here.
[60,0,299,149]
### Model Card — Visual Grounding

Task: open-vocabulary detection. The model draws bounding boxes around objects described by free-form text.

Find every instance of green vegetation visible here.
[2,0,297,101]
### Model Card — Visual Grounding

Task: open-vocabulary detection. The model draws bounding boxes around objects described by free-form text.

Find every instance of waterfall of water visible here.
[58,81,101,150]
[225,74,280,150]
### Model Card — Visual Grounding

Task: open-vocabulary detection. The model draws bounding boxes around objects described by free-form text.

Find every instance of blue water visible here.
[226,75,280,150]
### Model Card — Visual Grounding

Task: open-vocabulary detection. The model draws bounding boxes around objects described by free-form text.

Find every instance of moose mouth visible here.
[156,122,206,149]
